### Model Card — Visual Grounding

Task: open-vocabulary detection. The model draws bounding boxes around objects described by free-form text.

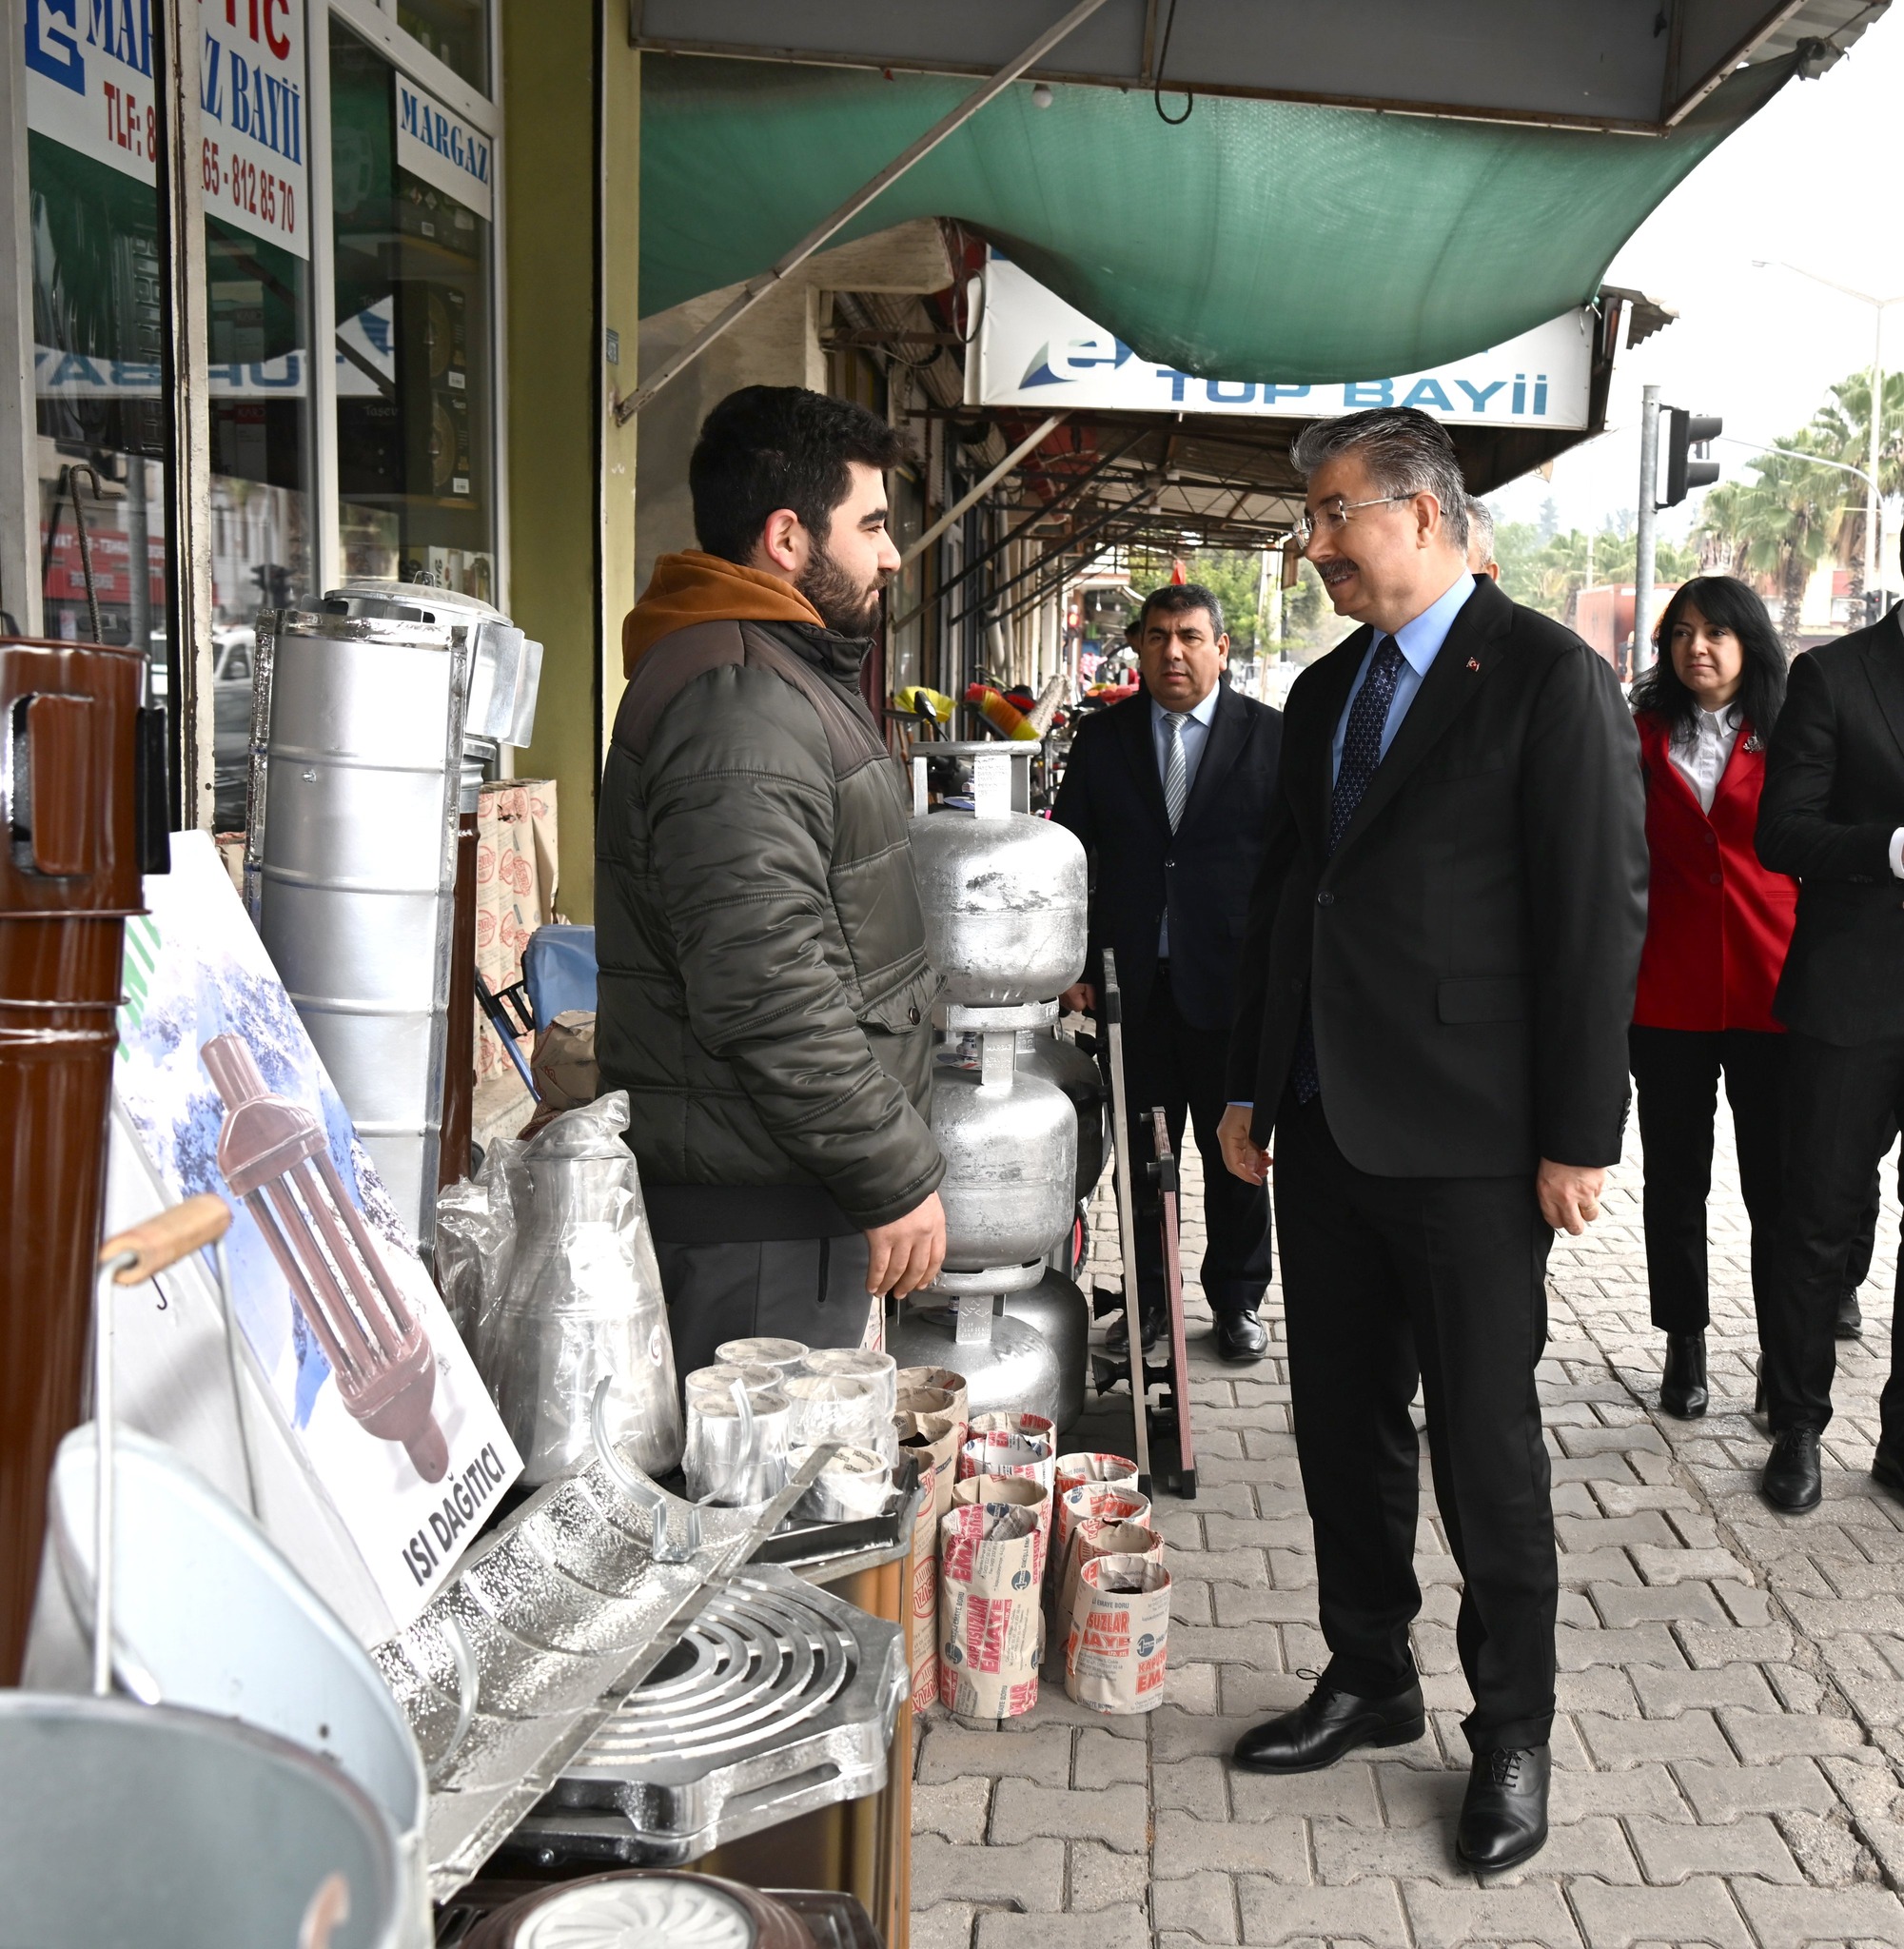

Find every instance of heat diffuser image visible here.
[202,1033,450,1483]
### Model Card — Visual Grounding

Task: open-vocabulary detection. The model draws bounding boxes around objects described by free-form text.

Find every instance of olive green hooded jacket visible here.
[596,558,943,1232]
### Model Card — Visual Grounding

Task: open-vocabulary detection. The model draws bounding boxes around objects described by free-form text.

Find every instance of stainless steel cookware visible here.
[506,1565,906,1867]
[481,1094,683,1486]
[246,582,542,1248]
[0,1692,403,1949]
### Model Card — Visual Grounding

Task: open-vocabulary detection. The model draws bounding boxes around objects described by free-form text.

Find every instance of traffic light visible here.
[1663,409,1722,506]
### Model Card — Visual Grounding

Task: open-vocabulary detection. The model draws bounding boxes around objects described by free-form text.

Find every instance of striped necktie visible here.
[1163,712,1188,832]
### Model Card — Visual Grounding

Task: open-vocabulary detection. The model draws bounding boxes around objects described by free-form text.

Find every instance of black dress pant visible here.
[656,1232,873,1378]
[1119,965,1274,1320]
[1629,1027,1787,1334]
[1275,1093,1555,1754]
[1763,1032,1904,1440]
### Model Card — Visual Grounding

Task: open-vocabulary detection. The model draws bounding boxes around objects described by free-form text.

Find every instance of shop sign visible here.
[22,0,309,259]
[35,342,312,398]
[972,254,1592,429]
[109,835,523,1629]
[393,69,492,221]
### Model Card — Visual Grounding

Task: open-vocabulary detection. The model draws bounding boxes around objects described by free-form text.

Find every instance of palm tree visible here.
[1697,442,1850,652]
[1802,370,1904,596]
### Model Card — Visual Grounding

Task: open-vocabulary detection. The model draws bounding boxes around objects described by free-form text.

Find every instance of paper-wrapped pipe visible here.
[1059,1514,1161,1635]
[1055,1452,1139,1502]
[965,1408,1053,1461]
[897,1367,968,1447]
[1055,1484,1151,1592]
[938,1500,1043,1722]
[1065,1552,1171,1715]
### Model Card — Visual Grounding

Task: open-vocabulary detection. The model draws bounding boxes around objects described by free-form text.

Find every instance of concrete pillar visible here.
[501,0,639,921]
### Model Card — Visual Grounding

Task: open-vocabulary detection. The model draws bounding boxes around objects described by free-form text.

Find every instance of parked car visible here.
[147,626,257,831]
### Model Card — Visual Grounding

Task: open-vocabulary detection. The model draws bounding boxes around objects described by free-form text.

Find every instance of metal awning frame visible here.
[613,0,1113,421]
[630,0,1878,136]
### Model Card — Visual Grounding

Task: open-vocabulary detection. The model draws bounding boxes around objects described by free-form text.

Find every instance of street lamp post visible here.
[1754,261,1904,602]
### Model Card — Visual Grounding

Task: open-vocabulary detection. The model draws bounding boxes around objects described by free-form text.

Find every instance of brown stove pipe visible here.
[0,635,156,1683]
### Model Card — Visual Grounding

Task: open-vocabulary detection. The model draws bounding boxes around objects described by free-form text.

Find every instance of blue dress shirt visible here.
[1329,572,1477,783]
[1153,684,1222,956]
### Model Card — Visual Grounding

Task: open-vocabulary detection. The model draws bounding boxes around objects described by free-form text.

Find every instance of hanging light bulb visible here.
[1031,82,1053,108]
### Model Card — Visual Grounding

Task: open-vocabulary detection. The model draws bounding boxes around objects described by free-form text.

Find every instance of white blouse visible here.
[1668,704,1742,815]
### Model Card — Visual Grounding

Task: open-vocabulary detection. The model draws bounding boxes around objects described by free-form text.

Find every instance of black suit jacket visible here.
[1757,610,1904,1045]
[1226,576,1647,1176]
[1052,682,1284,1034]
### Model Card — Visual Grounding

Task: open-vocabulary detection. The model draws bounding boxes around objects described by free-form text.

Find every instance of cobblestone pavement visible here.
[912,1122,1904,1948]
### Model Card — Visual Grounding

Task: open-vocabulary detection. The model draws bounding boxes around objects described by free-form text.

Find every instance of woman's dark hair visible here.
[1629,575,1787,738]
[690,385,903,565]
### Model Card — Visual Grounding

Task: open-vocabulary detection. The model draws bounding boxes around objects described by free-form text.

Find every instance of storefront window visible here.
[330,22,497,601]
[396,0,490,95]
[26,0,318,828]
[29,134,169,663]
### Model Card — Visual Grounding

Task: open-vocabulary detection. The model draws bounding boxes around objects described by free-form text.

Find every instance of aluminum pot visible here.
[1016,1024,1107,1203]
[932,1053,1076,1273]
[0,1692,402,1948]
[247,608,468,1246]
[912,807,1087,1007]
[999,1269,1090,1432]
[484,1146,684,1486]
[885,1302,1062,1427]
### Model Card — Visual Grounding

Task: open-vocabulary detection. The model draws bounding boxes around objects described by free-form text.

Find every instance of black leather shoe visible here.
[1214,1310,1268,1363]
[1457,1744,1550,1872]
[1837,1289,1864,1339]
[1762,1427,1823,1512]
[1659,1331,1707,1419]
[1105,1307,1164,1357]
[1873,1442,1904,1500]
[1232,1680,1424,1773]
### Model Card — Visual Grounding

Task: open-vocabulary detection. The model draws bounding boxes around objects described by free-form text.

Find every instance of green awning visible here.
[640,52,1794,384]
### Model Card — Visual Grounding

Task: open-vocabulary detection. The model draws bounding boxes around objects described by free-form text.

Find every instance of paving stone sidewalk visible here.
[912,1123,1904,1949]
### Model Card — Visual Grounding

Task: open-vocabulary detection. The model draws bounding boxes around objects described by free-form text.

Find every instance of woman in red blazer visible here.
[1629,577,1796,1420]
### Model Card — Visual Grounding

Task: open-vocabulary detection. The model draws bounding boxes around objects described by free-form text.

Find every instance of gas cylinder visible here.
[1015,1022,1106,1203]
[998,1269,1090,1430]
[932,1033,1076,1274]
[908,741,1086,1008]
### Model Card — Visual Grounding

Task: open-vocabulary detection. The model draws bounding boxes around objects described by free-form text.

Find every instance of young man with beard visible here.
[596,386,946,1372]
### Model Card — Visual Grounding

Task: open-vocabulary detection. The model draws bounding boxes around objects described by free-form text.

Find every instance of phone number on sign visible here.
[201,141,298,240]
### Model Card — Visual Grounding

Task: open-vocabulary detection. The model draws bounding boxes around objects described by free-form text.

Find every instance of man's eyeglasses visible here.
[1290,492,1416,551]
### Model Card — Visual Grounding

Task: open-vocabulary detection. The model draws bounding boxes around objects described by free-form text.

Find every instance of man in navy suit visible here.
[1053,582,1284,1362]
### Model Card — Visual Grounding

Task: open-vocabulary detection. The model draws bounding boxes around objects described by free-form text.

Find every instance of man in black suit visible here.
[1755,578,1904,1512]
[1218,409,1646,1872]
[1052,582,1283,1363]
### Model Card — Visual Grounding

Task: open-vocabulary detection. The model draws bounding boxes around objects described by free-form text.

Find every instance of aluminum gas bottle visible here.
[932,1043,1076,1274]
[998,1270,1090,1431]
[1015,1023,1107,1204]
[884,1301,1063,1427]
[909,741,1086,1007]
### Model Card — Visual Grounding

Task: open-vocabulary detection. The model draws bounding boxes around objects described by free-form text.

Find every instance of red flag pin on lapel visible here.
[1465,657,1481,672]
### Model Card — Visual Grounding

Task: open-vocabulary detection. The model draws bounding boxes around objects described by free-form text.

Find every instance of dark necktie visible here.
[1291,635,1409,1103]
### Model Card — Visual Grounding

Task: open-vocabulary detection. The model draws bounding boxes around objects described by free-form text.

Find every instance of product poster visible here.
[112,833,522,1627]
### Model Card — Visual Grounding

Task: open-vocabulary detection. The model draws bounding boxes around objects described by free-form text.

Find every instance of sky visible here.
[1486,9,1904,561]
